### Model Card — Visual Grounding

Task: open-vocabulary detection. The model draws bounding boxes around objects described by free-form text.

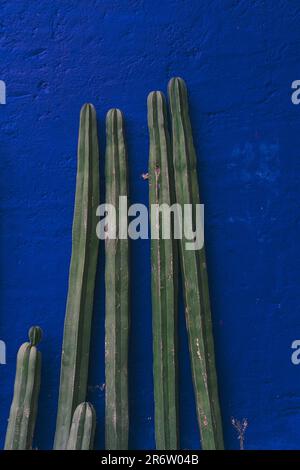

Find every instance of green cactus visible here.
[105,109,129,450]
[168,77,224,449]
[147,91,179,449]
[54,103,100,450]
[66,402,96,450]
[4,326,42,450]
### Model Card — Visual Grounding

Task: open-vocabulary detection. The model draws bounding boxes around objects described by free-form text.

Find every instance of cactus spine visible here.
[147,91,178,449]
[66,402,96,450]
[168,77,224,449]
[54,103,100,449]
[105,109,129,450]
[4,326,42,450]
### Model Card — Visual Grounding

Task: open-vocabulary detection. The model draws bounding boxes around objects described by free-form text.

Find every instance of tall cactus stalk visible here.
[168,77,224,449]
[147,91,178,449]
[54,103,100,449]
[105,109,129,450]
[5,326,42,450]
[66,402,96,450]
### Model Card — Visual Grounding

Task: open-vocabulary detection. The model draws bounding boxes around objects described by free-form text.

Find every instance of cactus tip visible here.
[168,76,187,94]
[147,90,157,102]
[80,103,96,114]
[147,90,165,106]
[28,326,43,346]
[106,108,123,121]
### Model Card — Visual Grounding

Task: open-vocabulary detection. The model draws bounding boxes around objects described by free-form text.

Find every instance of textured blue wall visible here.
[1,0,300,450]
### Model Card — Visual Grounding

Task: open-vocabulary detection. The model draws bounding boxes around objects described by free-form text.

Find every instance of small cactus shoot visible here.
[168,77,224,449]
[4,327,42,450]
[147,91,179,450]
[67,402,96,450]
[54,103,100,449]
[105,109,129,450]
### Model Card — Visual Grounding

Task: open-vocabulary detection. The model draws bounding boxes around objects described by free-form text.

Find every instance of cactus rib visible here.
[4,326,42,450]
[168,77,224,449]
[67,402,96,450]
[54,103,100,449]
[147,91,178,449]
[105,109,129,450]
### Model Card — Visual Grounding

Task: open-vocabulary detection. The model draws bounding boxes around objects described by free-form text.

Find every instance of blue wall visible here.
[1,0,300,450]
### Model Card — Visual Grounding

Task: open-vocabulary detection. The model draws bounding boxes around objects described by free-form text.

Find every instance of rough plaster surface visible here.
[1,0,300,449]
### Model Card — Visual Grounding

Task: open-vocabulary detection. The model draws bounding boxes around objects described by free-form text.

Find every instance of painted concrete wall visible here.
[1,0,300,449]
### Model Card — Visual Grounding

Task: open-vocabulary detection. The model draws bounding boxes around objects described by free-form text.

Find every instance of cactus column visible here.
[54,103,100,449]
[105,109,129,450]
[168,77,224,449]
[5,327,42,450]
[147,91,178,449]
[67,402,96,450]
